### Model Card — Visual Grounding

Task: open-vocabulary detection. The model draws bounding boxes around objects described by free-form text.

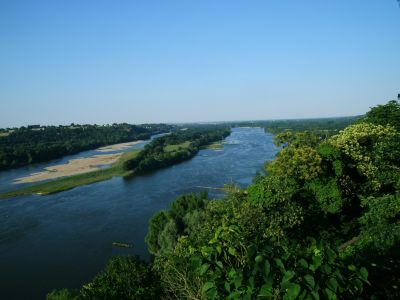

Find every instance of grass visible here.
[0,149,140,199]
[164,141,191,152]
[201,141,223,150]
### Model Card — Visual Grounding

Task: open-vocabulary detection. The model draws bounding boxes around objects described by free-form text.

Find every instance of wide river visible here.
[0,127,278,300]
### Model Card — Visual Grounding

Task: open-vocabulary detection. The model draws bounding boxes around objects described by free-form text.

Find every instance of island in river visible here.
[0,126,230,199]
[13,141,144,184]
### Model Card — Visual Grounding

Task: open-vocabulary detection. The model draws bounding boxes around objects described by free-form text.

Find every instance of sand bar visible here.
[14,153,121,184]
[96,140,143,152]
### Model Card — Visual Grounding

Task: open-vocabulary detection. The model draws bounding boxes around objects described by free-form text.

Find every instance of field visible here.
[164,141,191,152]
[201,141,223,150]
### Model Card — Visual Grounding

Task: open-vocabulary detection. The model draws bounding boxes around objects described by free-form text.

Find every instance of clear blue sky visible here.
[1,0,399,127]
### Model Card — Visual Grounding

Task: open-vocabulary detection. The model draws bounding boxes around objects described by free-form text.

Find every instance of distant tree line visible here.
[182,116,361,139]
[0,123,174,171]
[262,116,360,138]
[123,126,231,174]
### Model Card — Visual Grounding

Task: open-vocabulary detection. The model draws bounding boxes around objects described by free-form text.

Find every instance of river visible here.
[0,127,278,300]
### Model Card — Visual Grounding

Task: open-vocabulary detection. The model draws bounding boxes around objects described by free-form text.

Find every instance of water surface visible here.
[0,127,278,300]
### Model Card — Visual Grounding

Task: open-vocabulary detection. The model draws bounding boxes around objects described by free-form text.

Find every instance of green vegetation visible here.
[262,116,360,138]
[360,99,400,130]
[201,141,223,150]
[1,127,230,199]
[123,127,230,174]
[0,150,140,198]
[0,123,173,171]
[48,100,400,299]
[226,116,360,138]
[47,256,162,300]
[164,141,192,152]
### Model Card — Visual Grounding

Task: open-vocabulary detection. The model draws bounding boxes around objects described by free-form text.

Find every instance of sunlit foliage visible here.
[48,100,400,299]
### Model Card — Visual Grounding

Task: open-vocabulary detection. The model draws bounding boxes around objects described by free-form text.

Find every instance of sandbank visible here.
[14,154,121,184]
[96,140,143,152]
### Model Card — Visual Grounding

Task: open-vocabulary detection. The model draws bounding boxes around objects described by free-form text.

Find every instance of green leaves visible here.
[281,270,296,287]
[327,278,338,293]
[303,275,315,290]
[324,287,337,300]
[283,283,301,300]
[255,255,263,263]
[258,282,273,298]
[202,282,217,299]
[359,267,368,282]
[309,255,322,272]
[190,235,369,300]
[228,247,237,256]
[347,264,356,271]
[200,263,210,276]
[78,256,162,300]
[275,258,286,272]
[264,260,271,278]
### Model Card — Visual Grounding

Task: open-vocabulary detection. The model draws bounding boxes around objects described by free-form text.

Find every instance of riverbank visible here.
[0,150,139,199]
[0,137,226,199]
[13,140,144,184]
[13,154,120,184]
[201,141,223,150]
[96,140,143,152]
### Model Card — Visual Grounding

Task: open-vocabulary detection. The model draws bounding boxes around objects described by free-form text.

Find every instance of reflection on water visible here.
[0,127,278,300]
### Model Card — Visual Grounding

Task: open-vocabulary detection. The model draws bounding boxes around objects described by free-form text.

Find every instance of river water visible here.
[0,127,278,300]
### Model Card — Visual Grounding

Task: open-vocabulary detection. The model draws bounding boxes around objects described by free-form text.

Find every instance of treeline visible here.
[123,126,231,174]
[0,123,173,171]
[48,100,399,300]
[262,116,360,138]
[195,116,359,138]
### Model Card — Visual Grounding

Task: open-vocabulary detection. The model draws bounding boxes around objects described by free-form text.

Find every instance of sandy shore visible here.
[96,140,143,152]
[13,140,144,184]
[14,153,121,184]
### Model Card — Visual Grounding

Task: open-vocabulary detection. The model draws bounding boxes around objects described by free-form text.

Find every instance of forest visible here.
[0,123,173,171]
[47,100,399,300]
[225,116,360,139]
[261,116,360,136]
[123,126,231,174]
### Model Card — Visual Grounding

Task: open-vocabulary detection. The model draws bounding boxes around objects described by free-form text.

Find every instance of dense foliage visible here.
[360,100,400,130]
[0,123,173,170]
[48,100,399,299]
[123,127,230,174]
[47,256,162,300]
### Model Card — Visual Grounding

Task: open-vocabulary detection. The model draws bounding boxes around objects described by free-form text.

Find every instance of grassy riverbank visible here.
[201,141,223,150]
[0,127,229,199]
[0,139,223,199]
[0,150,140,199]
[1,141,194,199]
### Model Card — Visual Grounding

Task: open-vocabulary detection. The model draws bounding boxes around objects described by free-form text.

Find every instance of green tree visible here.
[79,256,162,300]
[362,100,400,130]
